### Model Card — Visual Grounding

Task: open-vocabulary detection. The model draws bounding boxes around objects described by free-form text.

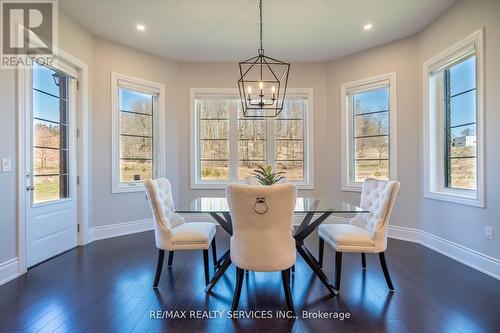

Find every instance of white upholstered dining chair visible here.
[144,178,217,288]
[226,184,297,314]
[318,178,400,291]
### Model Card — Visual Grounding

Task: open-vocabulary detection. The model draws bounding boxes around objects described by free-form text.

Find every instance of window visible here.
[199,99,231,180]
[238,105,266,179]
[111,73,165,193]
[119,89,154,182]
[445,56,477,190]
[341,73,397,191]
[423,29,484,207]
[275,100,306,181]
[32,63,70,203]
[191,89,313,188]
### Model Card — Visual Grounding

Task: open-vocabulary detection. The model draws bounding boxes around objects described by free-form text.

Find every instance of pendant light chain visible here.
[238,0,290,117]
[259,0,263,51]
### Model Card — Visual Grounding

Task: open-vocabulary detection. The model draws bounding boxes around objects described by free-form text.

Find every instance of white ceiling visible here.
[60,0,456,62]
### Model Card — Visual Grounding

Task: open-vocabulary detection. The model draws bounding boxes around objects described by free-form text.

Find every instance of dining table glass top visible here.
[176,197,368,214]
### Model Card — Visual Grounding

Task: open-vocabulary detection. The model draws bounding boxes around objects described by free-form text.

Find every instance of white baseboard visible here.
[86,216,499,281]
[387,225,422,242]
[89,219,153,241]
[0,258,20,285]
[388,225,500,280]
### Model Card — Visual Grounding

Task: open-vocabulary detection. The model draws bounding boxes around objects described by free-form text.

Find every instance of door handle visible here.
[26,186,35,191]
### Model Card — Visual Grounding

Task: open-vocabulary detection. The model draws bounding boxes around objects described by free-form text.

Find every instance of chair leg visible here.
[153,249,165,288]
[167,251,174,267]
[211,238,218,267]
[318,237,324,268]
[379,252,394,291]
[334,251,343,290]
[361,253,366,269]
[231,267,245,311]
[281,268,295,315]
[203,250,210,285]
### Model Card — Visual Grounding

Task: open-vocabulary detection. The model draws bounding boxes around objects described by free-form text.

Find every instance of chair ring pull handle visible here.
[254,197,268,215]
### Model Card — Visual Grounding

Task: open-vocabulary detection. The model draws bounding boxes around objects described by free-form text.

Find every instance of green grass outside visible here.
[34,180,61,203]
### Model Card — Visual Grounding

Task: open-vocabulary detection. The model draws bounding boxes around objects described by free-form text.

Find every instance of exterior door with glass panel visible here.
[26,63,78,267]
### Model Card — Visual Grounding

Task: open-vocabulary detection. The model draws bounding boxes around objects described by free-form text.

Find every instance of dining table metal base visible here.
[205,211,339,296]
[296,241,338,296]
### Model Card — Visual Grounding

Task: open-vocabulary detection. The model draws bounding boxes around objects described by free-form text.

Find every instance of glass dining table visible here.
[176,197,368,296]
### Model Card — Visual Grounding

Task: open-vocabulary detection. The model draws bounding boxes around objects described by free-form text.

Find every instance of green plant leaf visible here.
[256,165,267,173]
[250,165,286,185]
[254,175,268,185]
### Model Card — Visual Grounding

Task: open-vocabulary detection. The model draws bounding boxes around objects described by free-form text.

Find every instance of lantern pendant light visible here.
[237,0,290,117]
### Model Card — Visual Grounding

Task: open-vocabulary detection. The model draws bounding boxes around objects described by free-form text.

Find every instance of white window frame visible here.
[111,73,166,193]
[340,72,398,192]
[422,29,485,207]
[190,88,314,189]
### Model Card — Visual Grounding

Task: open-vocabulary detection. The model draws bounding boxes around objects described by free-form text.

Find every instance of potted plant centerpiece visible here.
[251,165,286,185]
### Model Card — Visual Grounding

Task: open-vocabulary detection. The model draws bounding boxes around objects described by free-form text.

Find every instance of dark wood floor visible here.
[0,229,499,333]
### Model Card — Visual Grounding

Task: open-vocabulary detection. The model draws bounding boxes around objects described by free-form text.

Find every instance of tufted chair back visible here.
[144,178,185,249]
[350,178,400,252]
[227,184,297,272]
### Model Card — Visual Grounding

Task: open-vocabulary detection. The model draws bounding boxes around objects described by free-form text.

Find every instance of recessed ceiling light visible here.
[136,24,145,31]
[363,23,373,31]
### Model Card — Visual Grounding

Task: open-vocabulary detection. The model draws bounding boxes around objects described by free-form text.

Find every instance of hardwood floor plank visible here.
[0,231,498,333]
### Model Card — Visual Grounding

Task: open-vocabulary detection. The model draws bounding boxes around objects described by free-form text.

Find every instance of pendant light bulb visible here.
[237,0,290,117]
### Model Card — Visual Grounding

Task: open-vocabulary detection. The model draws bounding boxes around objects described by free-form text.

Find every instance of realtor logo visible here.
[1,0,58,68]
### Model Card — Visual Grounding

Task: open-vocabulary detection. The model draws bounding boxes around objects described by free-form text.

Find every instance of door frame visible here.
[17,48,90,274]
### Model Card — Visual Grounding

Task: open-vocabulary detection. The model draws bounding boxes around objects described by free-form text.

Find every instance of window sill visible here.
[424,190,484,208]
[190,182,229,190]
[112,183,145,194]
[191,182,314,190]
[342,178,397,193]
[341,184,362,192]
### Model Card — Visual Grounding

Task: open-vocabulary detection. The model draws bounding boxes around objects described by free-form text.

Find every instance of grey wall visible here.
[0,10,93,263]
[1,0,498,268]
[417,0,500,258]
[326,36,421,230]
[0,68,17,263]
[91,38,181,227]
[89,55,330,224]
[319,0,500,260]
